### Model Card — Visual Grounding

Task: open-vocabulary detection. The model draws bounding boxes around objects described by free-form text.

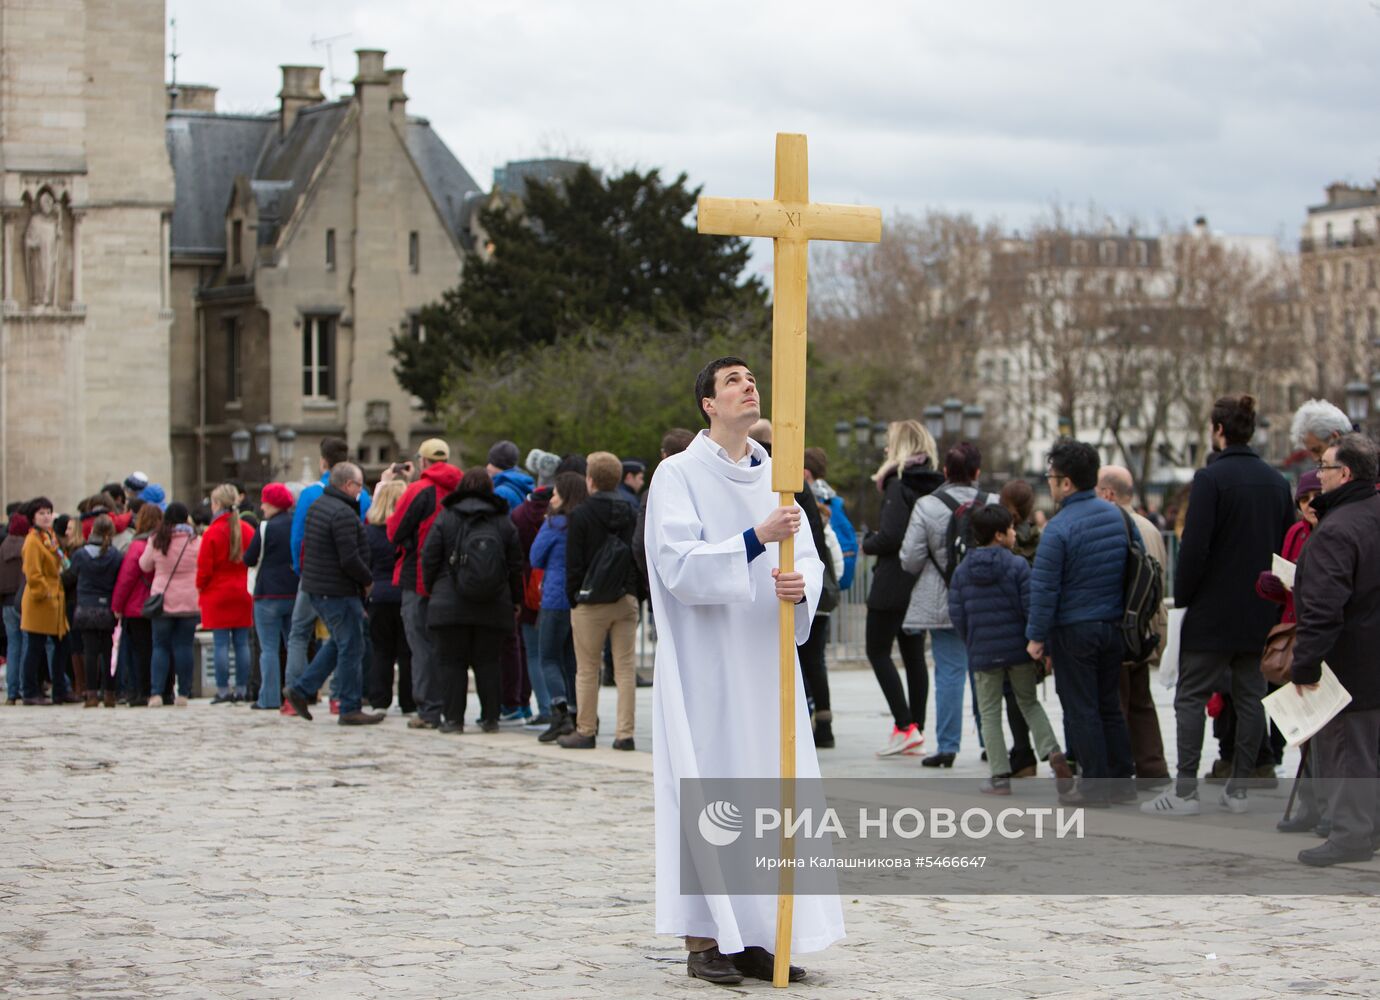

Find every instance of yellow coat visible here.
[20,530,67,637]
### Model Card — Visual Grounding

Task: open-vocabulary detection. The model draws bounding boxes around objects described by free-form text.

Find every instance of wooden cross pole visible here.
[698,133,881,988]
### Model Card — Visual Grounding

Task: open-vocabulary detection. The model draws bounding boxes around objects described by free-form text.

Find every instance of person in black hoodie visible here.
[559,451,641,750]
[1292,434,1380,866]
[70,514,124,707]
[421,468,523,733]
[285,463,383,726]
[862,419,943,757]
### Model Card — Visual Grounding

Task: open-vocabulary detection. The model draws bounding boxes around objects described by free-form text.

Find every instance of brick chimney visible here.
[279,65,324,136]
[166,83,218,113]
[386,68,408,129]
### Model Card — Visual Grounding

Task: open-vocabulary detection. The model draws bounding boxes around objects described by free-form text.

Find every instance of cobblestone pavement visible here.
[3,670,1379,999]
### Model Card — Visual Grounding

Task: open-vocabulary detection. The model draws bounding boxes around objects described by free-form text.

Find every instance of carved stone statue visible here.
[24,189,63,307]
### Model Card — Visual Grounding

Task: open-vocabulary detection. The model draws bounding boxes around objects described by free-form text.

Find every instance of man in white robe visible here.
[646,356,843,985]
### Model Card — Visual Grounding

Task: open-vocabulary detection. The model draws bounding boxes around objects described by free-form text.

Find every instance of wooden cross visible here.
[697,133,881,988]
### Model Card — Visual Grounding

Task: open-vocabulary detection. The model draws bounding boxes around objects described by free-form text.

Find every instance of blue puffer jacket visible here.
[492,469,535,512]
[948,546,1031,671]
[1026,490,1134,642]
[529,515,570,611]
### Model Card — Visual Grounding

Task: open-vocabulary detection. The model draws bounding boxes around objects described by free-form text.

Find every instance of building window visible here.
[1345,309,1357,346]
[1103,275,1114,295]
[224,317,242,403]
[1369,259,1377,289]
[1369,307,1377,341]
[1314,308,1328,341]
[231,219,242,268]
[302,315,336,399]
[408,312,426,343]
[1099,240,1116,265]
[326,229,336,270]
[1133,241,1148,266]
[408,231,420,273]
[1325,221,1334,245]
[1315,264,1325,292]
[1072,240,1088,264]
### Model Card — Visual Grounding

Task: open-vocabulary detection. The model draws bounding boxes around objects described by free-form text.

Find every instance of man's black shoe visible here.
[686,946,744,985]
[438,720,464,734]
[730,945,806,983]
[339,710,386,726]
[558,731,596,749]
[1277,812,1323,834]
[286,689,312,721]
[921,752,955,768]
[612,737,635,751]
[1298,842,1374,867]
[538,704,575,743]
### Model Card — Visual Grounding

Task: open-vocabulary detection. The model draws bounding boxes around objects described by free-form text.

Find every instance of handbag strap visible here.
[153,533,191,597]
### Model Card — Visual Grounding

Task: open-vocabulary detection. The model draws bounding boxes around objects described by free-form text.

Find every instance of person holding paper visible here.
[1291,434,1380,867]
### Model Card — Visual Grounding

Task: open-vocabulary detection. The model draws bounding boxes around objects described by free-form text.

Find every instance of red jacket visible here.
[111,535,155,617]
[81,510,132,540]
[196,512,255,629]
[386,463,463,596]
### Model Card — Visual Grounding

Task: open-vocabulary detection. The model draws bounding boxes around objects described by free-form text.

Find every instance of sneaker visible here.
[498,707,528,726]
[1218,789,1249,814]
[1140,790,1201,816]
[147,695,164,708]
[876,724,924,757]
[329,699,340,716]
[524,714,551,729]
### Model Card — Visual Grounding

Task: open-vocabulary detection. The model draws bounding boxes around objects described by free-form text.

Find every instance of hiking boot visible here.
[539,704,575,743]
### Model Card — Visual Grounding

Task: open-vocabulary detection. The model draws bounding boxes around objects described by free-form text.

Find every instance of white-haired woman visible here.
[862,419,943,757]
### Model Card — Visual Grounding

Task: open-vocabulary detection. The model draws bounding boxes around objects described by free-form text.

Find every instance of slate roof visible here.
[166,101,481,256]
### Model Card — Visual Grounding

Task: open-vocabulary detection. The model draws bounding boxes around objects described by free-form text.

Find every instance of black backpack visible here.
[1118,509,1163,664]
[447,513,508,600]
[928,488,990,586]
[578,533,634,605]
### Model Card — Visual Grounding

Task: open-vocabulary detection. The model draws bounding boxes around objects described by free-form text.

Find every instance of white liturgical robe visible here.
[647,430,845,954]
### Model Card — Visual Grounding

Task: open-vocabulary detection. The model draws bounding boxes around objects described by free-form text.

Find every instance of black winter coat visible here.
[421,492,522,631]
[365,523,401,604]
[566,492,640,607]
[1174,445,1294,652]
[246,511,298,599]
[71,543,124,609]
[862,461,943,611]
[1291,482,1380,711]
[299,485,372,597]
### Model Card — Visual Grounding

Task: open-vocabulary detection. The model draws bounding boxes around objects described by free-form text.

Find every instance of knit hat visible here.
[141,484,167,511]
[1295,469,1322,501]
[418,438,450,462]
[124,471,149,496]
[525,448,561,487]
[261,483,294,511]
[6,512,29,536]
[487,440,520,471]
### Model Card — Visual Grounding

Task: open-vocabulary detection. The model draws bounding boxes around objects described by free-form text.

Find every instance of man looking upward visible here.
[644,357,837,986]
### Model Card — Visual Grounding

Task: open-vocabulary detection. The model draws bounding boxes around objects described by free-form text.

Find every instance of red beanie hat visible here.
[261,483,294,511]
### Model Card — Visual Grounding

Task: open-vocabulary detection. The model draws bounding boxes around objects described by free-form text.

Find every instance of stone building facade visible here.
[165,50,482,501]
[0,0,175,510]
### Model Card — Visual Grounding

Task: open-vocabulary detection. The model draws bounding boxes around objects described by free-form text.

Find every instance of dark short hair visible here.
[101,482,126,503]
[5,501,20,516]
[23,496,53,518]
[972,503,1014,546]
[694,356,751,426]
[1047,438,1101,492]
[661,428,695,458]
[1333,433,1379,483]
[1211,393,1257,447]
[454,467,493,497]
[320,436,350,467]
[556,453,587,476]
[803,446,828,480]
[943,442,982,484]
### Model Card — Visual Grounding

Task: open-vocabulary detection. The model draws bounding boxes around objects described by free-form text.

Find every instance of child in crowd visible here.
[947,504,1073,795]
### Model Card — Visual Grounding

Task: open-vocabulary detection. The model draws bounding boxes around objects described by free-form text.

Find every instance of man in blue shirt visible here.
[1025,439,1136,807]
[283,437,371,710]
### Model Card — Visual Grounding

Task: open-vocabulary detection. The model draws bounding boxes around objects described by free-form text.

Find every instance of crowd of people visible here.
[2,387,1377,869]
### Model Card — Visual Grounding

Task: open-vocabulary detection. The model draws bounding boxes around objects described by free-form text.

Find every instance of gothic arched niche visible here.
[11,183,76,310]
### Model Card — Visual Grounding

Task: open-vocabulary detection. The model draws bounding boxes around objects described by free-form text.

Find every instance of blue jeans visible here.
[521,621,550,716]
[253,598,294,708]
[285,588,335,691]
[151,616,198,699]
[537,608,577,707]
[1050,620,1134,798]
[3,604,25,700]
[213,627,251,695]
[930,628,969,754]
[293,594,364,715]
[22,630,64,701]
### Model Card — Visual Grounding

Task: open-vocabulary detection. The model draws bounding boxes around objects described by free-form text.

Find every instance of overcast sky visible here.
[171,0,1378,253]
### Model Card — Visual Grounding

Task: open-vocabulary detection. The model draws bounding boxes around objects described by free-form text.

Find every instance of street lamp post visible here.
[1345,380,1369,429]
[226,423,298,497]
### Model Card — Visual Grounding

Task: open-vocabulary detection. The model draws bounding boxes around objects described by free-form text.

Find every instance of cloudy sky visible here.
[172,0,1378,251]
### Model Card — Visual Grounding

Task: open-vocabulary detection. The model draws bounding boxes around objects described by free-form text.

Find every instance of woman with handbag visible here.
[197,484,256,704]
[111,503,164,705]
[139,502,200,706]
[70,514,124,707]
[19,497,76,705]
